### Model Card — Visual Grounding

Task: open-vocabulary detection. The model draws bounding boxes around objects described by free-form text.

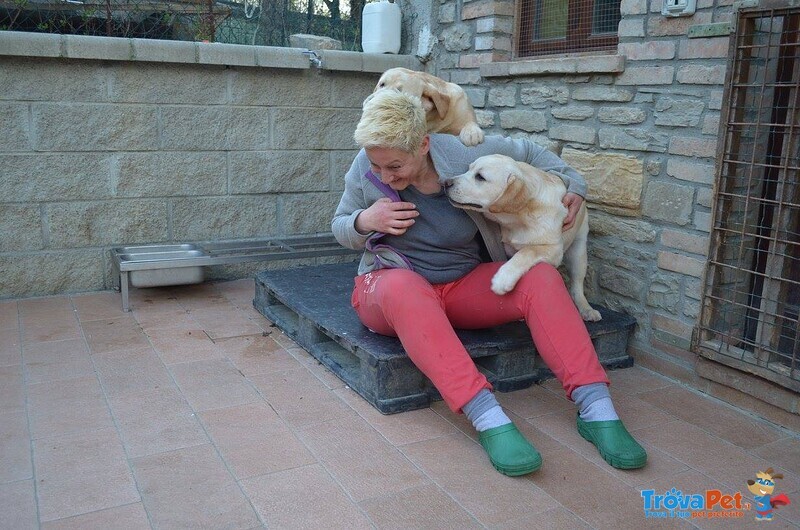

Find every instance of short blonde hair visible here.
[354,89,428,152]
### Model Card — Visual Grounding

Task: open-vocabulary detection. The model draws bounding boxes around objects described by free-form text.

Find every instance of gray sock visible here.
[462,389,512,432]
[572,382,619,422]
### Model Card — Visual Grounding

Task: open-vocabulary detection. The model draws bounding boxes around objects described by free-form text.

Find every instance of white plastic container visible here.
[361,0,401,54]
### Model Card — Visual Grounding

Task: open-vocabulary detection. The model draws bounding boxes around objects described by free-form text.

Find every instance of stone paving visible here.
[1,280,798,529]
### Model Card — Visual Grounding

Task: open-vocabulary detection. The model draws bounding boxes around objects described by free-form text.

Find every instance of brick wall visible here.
[0,33,417,298]
[426,1,799,423]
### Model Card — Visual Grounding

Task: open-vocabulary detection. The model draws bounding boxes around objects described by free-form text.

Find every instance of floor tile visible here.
[128,287,182,311]
[753,436,800,476]
[189,306,266,340]
[248,368,355,428]
[0,364,25,414]
[297,414,428,503]
[335,386,459,446]
[131,444,260,530]
[133,307,195,332]
[606,365,677,395]
[213,278,255,306]
[145,327,224,365]
[0,479,38,530]
[23,338,94,385]
[169,284,230,310]
[0,327,21,367]
[21,320,82,345]
[40,502,151,530]
[496,383,574,419]
[635,420,800,493]
[401,433,559,526]
[199,402,315,480]
[71,291,128,322]
[775,487,799,526]
[82,317,150,355]
[27,375,114,440]
[93,346,173,397]
[216,335,301,376]
[108,385,208,458]
[18,297,73,323]
[494,507,594,529]
[169,358,260,411]
[612,393,680,432]
[33,427,140,522]
[360,483,482,529]
[638,385,787,450]
[0,410,32,483]
[241,464,372,529]
[0,300,18,330]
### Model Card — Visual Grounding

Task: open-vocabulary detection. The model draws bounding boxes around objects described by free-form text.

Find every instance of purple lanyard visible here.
[363,171,414,271]
[365,171,401,202]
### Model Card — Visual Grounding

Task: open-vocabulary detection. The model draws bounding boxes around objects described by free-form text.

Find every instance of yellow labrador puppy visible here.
[444,154,602,322]
[375,67,484,146]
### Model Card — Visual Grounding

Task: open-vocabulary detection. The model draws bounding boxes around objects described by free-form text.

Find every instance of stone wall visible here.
[0,32,416,298]
[425,0,799,423]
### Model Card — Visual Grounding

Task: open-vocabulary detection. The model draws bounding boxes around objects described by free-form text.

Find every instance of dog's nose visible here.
[443,179,453,188]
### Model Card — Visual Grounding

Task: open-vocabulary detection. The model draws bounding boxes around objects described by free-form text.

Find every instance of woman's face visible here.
[365,137,430,191]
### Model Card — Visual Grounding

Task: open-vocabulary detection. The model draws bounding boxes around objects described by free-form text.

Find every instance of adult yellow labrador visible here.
[375,67,484,146]
[444,154,602,322]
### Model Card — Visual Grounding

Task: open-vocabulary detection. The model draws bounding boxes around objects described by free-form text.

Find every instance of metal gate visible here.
[696,3,800,392]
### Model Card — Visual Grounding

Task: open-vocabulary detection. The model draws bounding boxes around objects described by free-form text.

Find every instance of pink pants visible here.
[351,262,609,413]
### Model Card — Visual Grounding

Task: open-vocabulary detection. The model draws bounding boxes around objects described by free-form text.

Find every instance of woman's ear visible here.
[419,135,431,156]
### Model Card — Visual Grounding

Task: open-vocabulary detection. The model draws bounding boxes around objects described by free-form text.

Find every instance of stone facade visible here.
[0,33,417,298]
[423,0,798,423]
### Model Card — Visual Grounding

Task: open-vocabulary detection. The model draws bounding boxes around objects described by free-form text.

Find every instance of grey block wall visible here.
[0,33,419,298]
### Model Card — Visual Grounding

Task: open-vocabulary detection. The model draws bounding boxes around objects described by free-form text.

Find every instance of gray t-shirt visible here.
[381,185,481,284]
[332,134,588,280]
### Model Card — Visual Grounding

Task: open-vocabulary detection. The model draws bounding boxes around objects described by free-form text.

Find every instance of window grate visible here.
[696,6,800,392]
[517,0,620,58]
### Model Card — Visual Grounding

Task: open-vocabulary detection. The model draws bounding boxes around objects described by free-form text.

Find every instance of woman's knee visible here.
[517,262,562,289]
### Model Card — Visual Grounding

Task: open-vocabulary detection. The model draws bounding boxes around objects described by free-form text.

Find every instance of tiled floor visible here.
[1,279,799,530]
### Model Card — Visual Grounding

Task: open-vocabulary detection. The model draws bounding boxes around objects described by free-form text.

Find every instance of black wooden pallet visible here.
[254,263,635,414]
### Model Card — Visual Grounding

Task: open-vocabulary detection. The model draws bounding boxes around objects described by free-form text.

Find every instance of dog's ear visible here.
[422,83,451,119]
[489,174,528,214]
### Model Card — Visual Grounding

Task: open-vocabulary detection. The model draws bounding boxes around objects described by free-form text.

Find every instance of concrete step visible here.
[254,263,636,414]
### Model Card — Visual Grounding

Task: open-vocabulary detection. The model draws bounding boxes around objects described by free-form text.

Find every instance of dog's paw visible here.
[460,123,485,146]
[581,308,602,322]
[491,273,516,295]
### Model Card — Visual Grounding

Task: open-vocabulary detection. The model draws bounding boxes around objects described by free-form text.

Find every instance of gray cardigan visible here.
[331,134,587,277]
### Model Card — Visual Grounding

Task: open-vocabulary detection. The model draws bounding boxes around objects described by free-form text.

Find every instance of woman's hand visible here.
[562,192,583,231]
[356,198,419,235]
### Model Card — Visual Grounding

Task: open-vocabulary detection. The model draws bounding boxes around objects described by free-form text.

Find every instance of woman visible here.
[332,89,646,476]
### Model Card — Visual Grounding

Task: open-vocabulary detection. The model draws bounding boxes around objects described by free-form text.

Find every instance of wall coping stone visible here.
[318,50,422,72]
[0,31,420,72]
[480,54,625,78]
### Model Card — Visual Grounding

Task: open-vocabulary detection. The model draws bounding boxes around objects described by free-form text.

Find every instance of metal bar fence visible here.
[0,0,364,49]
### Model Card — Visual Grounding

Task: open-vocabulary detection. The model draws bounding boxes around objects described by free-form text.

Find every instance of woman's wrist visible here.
[354,211,372,235]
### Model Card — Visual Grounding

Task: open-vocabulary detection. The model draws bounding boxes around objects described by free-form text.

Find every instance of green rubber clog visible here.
[577,416,647,470]
[478,423,542,476]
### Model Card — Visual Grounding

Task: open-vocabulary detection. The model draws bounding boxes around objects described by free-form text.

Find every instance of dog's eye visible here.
[475,173,486,182]
[379,82,385,87]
